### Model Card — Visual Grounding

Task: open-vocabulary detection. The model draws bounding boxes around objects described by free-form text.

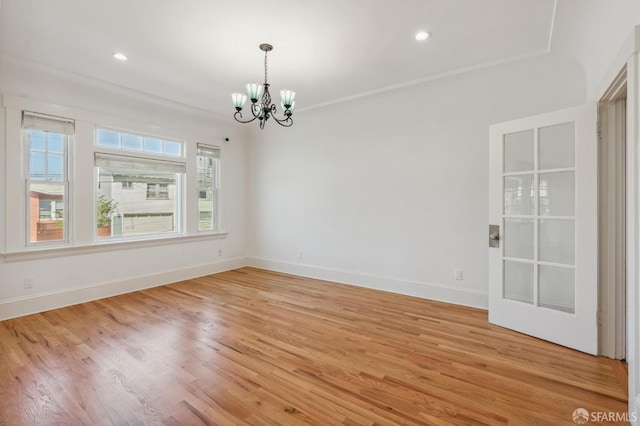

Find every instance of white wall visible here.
[247,53,586,308]
[552,0,640,100]
[0,55,249,319]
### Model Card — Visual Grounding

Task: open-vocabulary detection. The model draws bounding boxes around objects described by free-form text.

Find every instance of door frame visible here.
[593,25,640,422]
[597,67,627,360]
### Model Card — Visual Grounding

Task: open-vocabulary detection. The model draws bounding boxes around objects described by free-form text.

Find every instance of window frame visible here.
[96,127,184,158]
[22,116,73,247]
[196,144,221,233]
[94,128,187,242]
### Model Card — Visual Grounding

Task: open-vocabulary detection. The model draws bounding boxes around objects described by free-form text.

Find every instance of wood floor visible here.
[0,267,629,425]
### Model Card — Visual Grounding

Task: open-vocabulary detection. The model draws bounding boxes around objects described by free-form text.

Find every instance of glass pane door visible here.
[502,122,576,314]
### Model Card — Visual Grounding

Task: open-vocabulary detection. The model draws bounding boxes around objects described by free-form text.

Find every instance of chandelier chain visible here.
[264,49,268,85]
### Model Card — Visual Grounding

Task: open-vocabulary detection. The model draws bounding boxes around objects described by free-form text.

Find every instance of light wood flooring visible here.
[0,267,629,425]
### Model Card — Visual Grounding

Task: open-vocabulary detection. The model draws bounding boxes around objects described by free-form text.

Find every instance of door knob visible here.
[489,225,500,248]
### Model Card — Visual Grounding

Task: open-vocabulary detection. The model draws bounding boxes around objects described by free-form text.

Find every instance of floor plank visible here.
[0,267,629,425]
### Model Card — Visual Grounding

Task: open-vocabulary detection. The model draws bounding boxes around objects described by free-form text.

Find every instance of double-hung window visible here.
[197,145,220,232]
[22,112,74,245]
[95,129,185,239]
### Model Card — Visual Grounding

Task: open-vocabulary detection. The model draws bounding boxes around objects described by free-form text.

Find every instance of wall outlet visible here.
[454,269,463,281]
[297,250,303,259]
[24,276,35,289]
[217,249,223,257]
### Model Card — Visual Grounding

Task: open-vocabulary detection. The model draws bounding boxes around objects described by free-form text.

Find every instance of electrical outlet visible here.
[297,250,303,259]
[217,249,223,257]
[24,276,35,289]
[454,269,463,281]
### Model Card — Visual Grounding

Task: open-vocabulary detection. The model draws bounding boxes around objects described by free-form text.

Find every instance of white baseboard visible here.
[247,257,488,310]
[0,256,247,321]
[1,256,489,321]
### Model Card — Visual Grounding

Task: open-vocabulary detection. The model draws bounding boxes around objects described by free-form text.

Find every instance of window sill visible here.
[1,232,228,262]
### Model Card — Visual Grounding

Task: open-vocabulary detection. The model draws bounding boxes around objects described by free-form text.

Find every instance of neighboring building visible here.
[29,185,64,242]
[99,177,177,237]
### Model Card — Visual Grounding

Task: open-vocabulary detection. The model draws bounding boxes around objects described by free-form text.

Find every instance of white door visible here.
[488,104,598,355]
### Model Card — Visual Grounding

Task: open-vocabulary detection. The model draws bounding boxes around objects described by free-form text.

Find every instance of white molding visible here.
[247,257,488,310]
[633,394,640,426]
[1,232,229,262]
[0,256,247,321]
[296,49,549,114]
[628,48,640,426]
[546,0,558,53]
[0,54,233,125]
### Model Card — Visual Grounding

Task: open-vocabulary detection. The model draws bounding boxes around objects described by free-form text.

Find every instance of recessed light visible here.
[113,52,128,61]
[415,31,431,41]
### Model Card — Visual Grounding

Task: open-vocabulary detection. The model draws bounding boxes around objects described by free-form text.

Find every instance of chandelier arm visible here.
[266,103,293,127]
[272,115,294,127]
[233,111,260,124]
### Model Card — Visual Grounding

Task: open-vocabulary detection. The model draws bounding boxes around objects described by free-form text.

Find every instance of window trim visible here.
[2,232,229,260]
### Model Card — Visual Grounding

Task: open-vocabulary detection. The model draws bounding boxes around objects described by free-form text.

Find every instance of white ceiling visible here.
[0,0,556,117]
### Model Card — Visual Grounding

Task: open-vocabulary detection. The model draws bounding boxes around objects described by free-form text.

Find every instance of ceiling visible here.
[0,0,556,118]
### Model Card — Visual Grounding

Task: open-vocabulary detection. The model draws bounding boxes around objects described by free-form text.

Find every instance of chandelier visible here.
[231,43,296,129]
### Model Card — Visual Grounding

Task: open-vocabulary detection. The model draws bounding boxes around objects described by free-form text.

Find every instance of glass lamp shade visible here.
[246,83,263,102]
[232,93,247,110]
[281,101,295,116]
[280,89,296,108]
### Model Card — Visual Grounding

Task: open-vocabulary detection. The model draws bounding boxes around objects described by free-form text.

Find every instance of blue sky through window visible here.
[29,130,65,181]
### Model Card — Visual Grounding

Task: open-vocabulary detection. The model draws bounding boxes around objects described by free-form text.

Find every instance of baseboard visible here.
[247,257,488,310]
[0,256,247,321]
[1,256,489,321]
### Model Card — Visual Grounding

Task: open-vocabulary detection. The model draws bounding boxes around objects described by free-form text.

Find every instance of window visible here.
[96,128,183,157]
[95,128,185,239]
[23,112,73,244]
[146,183,169,200]
[6,99,226,253]
[197,145,220,231]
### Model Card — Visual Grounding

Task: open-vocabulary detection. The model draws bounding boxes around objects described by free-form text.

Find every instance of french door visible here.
[488,104,598,354]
